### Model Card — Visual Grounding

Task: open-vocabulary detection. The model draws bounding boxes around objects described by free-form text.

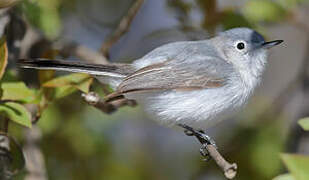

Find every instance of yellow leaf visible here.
[281,153,309,180]
[0,36,8,80]
[298,117,309,131]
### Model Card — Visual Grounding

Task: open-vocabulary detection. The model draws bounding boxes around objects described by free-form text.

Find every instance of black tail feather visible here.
[19,58,134,77]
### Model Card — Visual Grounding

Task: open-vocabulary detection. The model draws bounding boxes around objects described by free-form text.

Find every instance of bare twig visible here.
[180,124,237,179]
[82,92,136,114]
[80,0,144,112]
[206,144,237,179]
[197,139,237,179]
[100,0,144,57]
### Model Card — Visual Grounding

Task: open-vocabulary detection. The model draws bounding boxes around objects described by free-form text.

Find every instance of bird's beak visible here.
[261,40,284,49]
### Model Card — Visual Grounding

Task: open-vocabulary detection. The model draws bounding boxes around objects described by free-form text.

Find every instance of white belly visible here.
[124,86,248,129]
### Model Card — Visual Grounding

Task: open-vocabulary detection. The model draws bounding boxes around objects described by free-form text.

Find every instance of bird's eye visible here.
[236,42,245,50]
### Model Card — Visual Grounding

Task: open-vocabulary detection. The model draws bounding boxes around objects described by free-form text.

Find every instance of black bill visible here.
[261,40,284,49]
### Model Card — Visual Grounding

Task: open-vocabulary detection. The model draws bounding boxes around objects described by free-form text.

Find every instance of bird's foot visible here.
[178,123,217,161]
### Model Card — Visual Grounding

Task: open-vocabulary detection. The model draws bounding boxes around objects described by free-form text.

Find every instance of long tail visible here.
[19,58,135,78]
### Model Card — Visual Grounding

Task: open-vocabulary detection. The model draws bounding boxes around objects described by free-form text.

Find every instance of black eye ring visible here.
[237,42,245,50]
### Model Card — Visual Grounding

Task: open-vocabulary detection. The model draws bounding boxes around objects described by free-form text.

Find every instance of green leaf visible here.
[0,36,8,80]
[0,102,32,128]
[243,0,287,23]
[273,174,295,180]
[281,154,309,180]
[298,118,309,131]
[53,85,77,99]
[1,82,37,103]
[73,77,93,93]
[44,73,93,93]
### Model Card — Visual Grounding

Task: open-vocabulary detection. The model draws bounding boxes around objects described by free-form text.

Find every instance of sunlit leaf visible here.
[53,85,77,99]
[281,154,309,180]
[298,118,309,131]
[243,0,287,22]
[0,36,8,80]
[43,73,93,93]
[273,174,295,180]
[1,82,37,103]
[73,77,93,93]
[0,102,32,128]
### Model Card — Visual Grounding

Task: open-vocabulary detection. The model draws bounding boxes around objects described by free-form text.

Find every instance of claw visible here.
[178,123,218,160]
[199,133,217,149]
[200,144,211,161]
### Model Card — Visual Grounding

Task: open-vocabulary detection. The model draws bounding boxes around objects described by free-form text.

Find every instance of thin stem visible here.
[100,0,144,57]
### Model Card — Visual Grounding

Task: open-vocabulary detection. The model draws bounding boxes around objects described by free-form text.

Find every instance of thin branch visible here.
[80,0,144,111]
[180,124,237,179]
[206,144,237,179]
[100,0,144,57]
[82,92,136,114]
[196,137,237,179]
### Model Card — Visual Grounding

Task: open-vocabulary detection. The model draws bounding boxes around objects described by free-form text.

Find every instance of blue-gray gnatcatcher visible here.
[20,27,283,147]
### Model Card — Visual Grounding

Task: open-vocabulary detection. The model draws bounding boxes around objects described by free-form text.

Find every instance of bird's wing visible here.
[115,55,233,96]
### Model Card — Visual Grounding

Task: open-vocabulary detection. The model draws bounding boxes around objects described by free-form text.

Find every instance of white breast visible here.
[124,81,253,129]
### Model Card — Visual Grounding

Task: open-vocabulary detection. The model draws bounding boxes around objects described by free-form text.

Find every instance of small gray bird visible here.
[20,27,283,148]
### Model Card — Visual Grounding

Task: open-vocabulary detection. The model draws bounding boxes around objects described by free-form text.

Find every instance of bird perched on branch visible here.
[19,27,283,155]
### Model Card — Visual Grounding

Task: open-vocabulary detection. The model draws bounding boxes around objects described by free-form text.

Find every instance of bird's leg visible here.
[178,124,217,161]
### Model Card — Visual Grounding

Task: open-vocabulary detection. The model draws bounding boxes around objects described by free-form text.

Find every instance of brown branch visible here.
[206,144,237,179]
[100,0,144,57]
[197,139,237,179]
[82,92,136,114]
[180,124,237,179]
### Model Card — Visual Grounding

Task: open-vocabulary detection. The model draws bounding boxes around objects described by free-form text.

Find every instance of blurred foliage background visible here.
[0,0,309,180]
